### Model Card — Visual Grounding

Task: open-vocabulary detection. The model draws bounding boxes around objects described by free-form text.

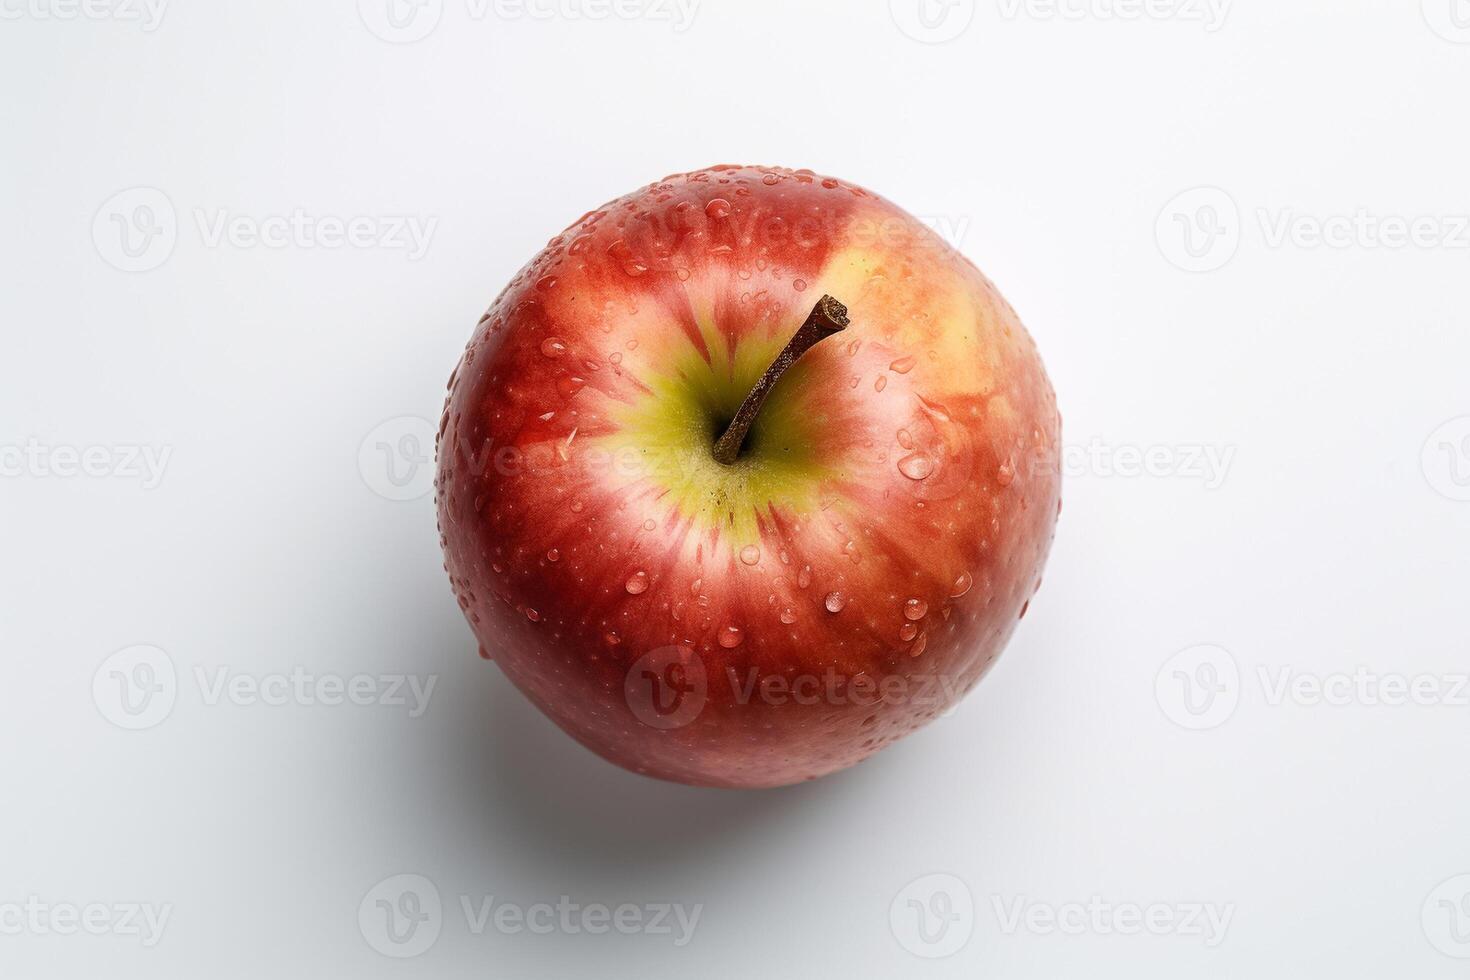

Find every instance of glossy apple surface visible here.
[436,165,1060,788]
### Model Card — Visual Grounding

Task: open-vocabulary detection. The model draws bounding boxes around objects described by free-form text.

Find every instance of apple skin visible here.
[436,165,1060,789]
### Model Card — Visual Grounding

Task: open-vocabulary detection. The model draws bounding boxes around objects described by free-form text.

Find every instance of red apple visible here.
[436,165,1060,788]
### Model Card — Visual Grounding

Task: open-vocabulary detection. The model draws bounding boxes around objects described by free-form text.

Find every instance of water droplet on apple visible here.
[540,337,568,358]
[793,278,807,292]
[642,518,656,531]
[570,500,584,513]
[874,376,888,392]
[603,631,621,646]
[676,267,691,282]
[897,453,935,480]
[606,239,647,276]
[909,633,928,658]
[896,428,914,449]
[718,625,745,648]
[997,459,1016,487]
[525,608,540,622]
[889,356,917,374]
[899,622,918,642]
[904,598,928,621]
[761,173,780,185]
[546,548,560,562]
[797,565,812,589]
[917,395,952,423]
[779,607,797,624]
[824,591,847,613]
[950,571,973,596]
[536,275,557,292]
[557,376,586,399]
[625,571,649,595]
[705,198,731,219]
[821,178,839,189]
[739,545,760,566]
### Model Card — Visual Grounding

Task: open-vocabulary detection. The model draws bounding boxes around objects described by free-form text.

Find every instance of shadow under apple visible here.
[435,644,893,876]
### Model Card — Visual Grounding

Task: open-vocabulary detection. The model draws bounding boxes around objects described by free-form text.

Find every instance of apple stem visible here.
[711,294,850,466]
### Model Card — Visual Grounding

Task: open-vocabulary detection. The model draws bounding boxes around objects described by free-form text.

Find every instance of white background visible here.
[3,0,1469,976]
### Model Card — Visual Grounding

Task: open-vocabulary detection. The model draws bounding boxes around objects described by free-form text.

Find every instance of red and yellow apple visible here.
[436,165,1060,788]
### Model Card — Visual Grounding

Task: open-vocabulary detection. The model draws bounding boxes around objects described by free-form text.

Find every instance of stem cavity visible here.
[711,294,850,465]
